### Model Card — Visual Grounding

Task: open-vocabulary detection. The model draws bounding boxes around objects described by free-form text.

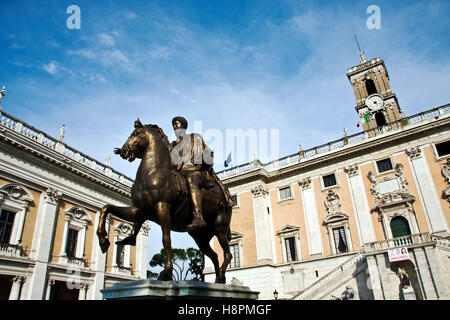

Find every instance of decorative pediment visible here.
[371,191,415,212]
[323,212,349,226]
[230,231,243,240]
[65,207,92,224]
[368,163,408,199]
[114,222,133,236]
[0,184,33,203]
[277,225,300,235]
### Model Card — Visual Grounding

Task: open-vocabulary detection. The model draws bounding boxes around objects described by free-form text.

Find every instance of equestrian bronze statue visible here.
[96,117,234,283]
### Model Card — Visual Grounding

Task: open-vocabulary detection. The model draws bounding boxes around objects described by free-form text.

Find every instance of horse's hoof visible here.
[116,236,136,246]
[215,276,226,284]
[99,238,110,253]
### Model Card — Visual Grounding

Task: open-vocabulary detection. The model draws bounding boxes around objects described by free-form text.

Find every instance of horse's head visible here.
[114,119,149,162]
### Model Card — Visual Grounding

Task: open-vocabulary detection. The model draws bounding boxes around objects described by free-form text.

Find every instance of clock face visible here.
[366,94,384,111]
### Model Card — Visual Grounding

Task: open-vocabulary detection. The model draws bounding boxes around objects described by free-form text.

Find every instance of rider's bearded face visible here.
[173,120,186,138]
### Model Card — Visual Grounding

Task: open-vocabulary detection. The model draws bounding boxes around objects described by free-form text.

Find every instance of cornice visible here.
[221,112,450,186]
[0,142,131,206]
[0,133,131,198]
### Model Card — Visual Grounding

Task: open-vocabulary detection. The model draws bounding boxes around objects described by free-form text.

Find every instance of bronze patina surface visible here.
[97,118,233,283]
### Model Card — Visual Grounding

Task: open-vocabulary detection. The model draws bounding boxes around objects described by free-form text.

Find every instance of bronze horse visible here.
[96,119,232,283]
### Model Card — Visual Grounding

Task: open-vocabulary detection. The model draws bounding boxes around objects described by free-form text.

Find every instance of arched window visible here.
[390,216,411,238]
[375,111,387,127]
[365,79,378,95]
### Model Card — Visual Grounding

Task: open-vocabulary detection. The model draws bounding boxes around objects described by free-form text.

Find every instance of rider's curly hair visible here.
[172,116,188,129]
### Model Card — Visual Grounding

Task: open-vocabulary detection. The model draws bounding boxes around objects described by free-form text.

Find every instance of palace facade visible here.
[206,54,450,300]
[0,110,149,300]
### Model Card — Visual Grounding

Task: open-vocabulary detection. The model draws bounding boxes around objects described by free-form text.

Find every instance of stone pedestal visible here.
[101,280,259,300]
[402,286,416,300]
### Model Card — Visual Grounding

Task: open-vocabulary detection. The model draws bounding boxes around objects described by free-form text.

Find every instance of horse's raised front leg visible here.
[156,202,173,281]
[96,205,138,253]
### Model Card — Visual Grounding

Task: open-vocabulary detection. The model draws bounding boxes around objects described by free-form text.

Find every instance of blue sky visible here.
[1,0,450,270]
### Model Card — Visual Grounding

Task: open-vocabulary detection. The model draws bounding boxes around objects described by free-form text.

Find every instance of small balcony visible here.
[362,233,434,253]
[59,254,87,268]
[0,243,25,258]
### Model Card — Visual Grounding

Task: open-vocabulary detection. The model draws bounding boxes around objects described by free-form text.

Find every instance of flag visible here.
[224,152,232,167]
[357,113,371,127]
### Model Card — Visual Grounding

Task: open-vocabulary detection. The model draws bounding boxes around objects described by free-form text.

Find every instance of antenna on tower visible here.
[354,34,367,63]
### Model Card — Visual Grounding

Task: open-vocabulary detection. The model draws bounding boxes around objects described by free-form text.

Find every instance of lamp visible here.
[273,290,278,300]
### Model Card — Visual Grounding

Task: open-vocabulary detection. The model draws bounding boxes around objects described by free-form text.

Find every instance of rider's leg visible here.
[186,172,207,230]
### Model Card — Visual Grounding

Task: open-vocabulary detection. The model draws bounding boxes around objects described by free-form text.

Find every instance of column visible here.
[136,222,150,279]
[26,188,62,300]
[13,204,29,245]
[344,165,376,244]
[45,279,55,300]
[251,185,273,263]
[78,222,87,258]
[375,253,396,300]
[60,215,70,256]
[366,255,384,300]
[89,212,108,300]
[9,276,26,300]
[299,178,323,255]
[406,147,448,233]
[424,246,449,299]
[78,283,88,300]
[413,247,438,299]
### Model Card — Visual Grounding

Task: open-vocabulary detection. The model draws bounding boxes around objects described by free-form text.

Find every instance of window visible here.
[333,227,348,253]
[230,243,240,268]
[375,111,387,127]
[323,174,337,188]
[376,158,393,173]
[284,237,298,262]
[0,209,16,245]
[365,79,377,95]
[279,187,292,200]
[65,229,78,258]
[116,244,125,266]
[390,217,411,238]
[231,195,238,207]
[436,140,450,157]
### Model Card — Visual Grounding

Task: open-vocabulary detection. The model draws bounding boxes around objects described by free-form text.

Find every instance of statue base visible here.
[101,280,259,300]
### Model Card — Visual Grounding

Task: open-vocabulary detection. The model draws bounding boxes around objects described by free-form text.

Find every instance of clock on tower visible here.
[346,51,403,132]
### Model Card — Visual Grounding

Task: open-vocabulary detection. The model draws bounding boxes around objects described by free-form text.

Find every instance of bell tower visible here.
[346,50,403,131]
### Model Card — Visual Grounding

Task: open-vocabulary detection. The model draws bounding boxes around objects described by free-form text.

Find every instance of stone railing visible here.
[113,264,133,276]
[0,110,134,187]
[430,234,450,250]
[362,233,434,253]
[217,103,450,179]
[291,253,365,300]
[0,243,25,258]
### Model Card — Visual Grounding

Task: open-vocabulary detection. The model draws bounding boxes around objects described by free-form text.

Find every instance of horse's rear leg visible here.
[156,202,173,281]
[216,229,232,284]
[189,230,219,282]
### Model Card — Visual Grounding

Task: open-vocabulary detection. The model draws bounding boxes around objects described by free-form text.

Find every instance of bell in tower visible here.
[346,46,403,132]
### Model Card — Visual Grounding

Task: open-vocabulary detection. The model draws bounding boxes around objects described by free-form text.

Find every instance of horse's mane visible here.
[145,124,171,151]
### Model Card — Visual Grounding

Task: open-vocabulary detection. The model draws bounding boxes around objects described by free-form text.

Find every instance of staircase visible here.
[290,253,365,300]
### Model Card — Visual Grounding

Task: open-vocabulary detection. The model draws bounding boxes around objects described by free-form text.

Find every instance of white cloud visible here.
[97,33,115,46]
[42,61,59,75]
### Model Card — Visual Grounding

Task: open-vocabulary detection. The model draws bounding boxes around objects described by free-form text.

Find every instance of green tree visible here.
[149,247,204,281]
